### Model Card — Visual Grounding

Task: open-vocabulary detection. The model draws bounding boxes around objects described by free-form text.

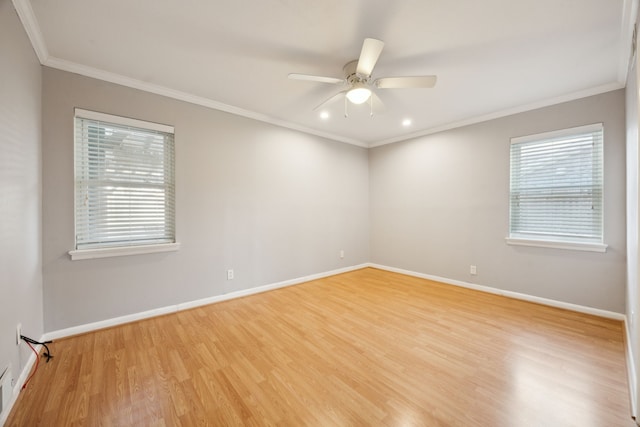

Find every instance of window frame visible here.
[69,109,179,260]
[505,123,607,253]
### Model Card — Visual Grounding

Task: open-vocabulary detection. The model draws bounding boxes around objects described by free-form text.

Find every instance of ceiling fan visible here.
[288,38,437,113]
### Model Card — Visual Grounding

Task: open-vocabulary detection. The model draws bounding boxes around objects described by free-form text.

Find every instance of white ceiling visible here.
[15,0,633,147]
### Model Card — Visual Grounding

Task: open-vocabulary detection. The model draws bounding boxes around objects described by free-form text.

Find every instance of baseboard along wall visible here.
[42,263,370,342]
[368,263,625,320]
[0,347,40,427]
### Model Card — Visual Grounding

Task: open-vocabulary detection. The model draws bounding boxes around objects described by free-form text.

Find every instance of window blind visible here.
[74,110,175,250]
[509,123,603,244]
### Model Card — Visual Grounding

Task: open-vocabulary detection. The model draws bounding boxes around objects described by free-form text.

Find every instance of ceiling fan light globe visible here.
[346,87,372,104]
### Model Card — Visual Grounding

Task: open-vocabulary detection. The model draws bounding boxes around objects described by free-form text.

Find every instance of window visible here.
[70,109,178,260]
[507,123,606,252]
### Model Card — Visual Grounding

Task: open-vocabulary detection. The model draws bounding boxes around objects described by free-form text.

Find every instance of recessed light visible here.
[320,111,330,120]
[402,118,412,127]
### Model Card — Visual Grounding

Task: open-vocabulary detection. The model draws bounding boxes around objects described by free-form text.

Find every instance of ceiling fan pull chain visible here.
[370,95,374,117]
[344,96,348,118]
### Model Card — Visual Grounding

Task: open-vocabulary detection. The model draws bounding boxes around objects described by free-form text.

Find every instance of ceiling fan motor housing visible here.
[344,60,370,85]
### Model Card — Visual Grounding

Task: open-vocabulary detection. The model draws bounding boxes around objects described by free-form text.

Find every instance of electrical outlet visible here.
[470,265,477,275]
[227,269,234,280]
[16,323,21,345]
[340,250,344,259]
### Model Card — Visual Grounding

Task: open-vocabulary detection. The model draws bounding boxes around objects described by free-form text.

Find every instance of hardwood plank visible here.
[6,268,635,426]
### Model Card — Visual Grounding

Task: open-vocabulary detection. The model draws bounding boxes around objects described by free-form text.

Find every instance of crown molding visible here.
[39,54,630,150]
[43,57,368,148]
[11,0,48,63]
[11,0,367,148]
[619,0,639,84]
[369,81,625,148]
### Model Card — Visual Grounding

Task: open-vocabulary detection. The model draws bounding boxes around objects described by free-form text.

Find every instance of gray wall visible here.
[370,90,627,313]
[39,48,628,328]
[42,68,370,332]
[0,0,43,398]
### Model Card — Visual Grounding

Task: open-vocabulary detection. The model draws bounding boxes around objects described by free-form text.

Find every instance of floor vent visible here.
[0,365,11,417]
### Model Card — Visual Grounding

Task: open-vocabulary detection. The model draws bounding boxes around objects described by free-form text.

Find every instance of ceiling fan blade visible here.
[288,73,344,85]
[375,76,437,89]
[313,90,348,111]
[356,38,384,76]
[371,92,386,113]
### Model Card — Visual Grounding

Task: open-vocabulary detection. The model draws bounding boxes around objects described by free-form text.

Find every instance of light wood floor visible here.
[6,268,635,426]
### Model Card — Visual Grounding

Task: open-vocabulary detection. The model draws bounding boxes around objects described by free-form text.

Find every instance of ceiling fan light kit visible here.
[346,85,372,104]
[288,38,437,114]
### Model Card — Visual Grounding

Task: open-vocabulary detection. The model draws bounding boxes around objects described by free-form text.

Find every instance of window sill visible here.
[69,243,181,261]
[505,238,607,253]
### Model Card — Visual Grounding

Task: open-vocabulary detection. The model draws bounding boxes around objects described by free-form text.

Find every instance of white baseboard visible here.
[625,319,638,419]
[44,262,626,341]
[0,341,42,427]
[42,263,369,341]
[367,263,625,320]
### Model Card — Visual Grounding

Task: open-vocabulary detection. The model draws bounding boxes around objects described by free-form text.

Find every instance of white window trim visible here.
[75,108,174,134]
[505,237,607,253]
[69,242,181,261]
[510,123,603,145]
[507,123,605,252]
[72,109,178,260]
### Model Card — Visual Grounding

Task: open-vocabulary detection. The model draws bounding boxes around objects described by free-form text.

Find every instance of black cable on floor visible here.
[20,335,53,363]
